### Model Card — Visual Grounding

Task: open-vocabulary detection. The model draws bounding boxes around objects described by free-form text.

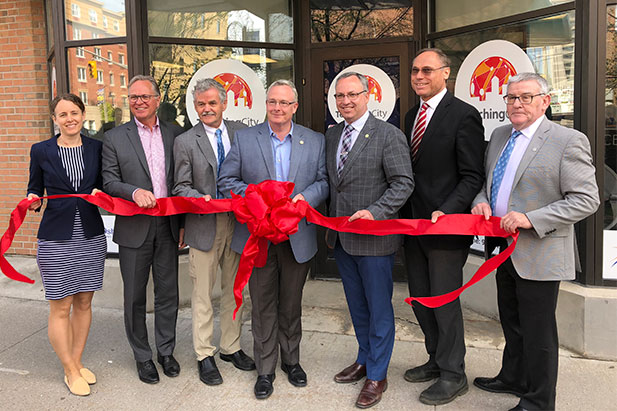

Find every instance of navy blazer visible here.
[27,134,105,240]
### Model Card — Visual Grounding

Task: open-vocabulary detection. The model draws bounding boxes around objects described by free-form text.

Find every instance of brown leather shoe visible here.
[334,362,367,383]
[355,378,387,409]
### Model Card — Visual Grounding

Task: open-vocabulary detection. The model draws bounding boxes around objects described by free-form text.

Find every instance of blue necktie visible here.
[215,128,225,199]
[337,124,354,177]
[490,130,522,211]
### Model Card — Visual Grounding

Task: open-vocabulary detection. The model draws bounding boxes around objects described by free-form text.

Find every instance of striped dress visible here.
[37,145,106,300]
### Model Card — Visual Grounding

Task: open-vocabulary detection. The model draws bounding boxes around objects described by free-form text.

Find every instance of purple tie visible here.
[337,124,354,177]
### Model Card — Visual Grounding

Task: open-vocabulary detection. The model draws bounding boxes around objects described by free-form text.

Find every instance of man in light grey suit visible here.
[218,80,328,400]
[471,73,599,411]
[173,78,255,386]
[326,72,414,409]
[102,75,183,384]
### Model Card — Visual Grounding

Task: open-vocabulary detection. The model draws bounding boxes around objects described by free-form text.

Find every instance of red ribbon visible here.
[0,181,516,317]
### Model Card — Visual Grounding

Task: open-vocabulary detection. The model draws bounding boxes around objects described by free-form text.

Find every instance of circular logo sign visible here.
[454,40,536,141]
[186,59,266,127]
[327,64,396,123]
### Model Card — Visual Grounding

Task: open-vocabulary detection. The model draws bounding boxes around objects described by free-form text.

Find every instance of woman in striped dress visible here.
[27,94,106,396]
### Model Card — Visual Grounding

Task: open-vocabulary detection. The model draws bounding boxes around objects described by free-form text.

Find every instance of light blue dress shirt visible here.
[268,122,294,182]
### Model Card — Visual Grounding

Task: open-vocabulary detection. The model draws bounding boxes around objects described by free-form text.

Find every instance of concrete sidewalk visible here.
[0,277,615,410]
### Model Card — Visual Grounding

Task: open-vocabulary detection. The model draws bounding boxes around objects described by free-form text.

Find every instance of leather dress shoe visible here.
[474,376,525,396]
[355,378,387,409]
[198,356,223,385]
[281,363,307,387]
[509,406,529,411]
[334,362,367,383]
[136,360,160,384]
[157,353,180,377]
[404,360,440,382]
[254,374,275,399]
[419,376,469,405]
[220,350,256,371]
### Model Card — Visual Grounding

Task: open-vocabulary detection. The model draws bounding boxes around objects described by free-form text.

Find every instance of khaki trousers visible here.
[189,212,243,360]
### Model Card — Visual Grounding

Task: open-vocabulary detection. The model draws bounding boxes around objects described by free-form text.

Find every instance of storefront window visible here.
[434,0,571,32]
[433,11,575,126]
[149,44,294,129]
[147,0,293,44]
[45,0,54,50]
[66,44,129,140]
[603,5,617,280]
[310,0,413,42]
[64,0,126,40]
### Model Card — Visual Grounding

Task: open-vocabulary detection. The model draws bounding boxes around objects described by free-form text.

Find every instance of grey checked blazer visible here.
[325,113,414,256]
[172,120,247,251]
[217,122,329,264]
[473,117,599,281]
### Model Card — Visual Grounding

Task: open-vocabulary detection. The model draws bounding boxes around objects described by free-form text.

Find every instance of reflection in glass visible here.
[434,0,572,32]
[605,5,617,231]
[64,0,126,40]
[310,0,413,42]
[67,45,130,141]
[434,11,575,126]
[147,0,293,44]
[148,44,294,130]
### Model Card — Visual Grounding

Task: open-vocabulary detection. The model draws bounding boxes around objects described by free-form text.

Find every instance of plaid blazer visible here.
[325,113,414,256]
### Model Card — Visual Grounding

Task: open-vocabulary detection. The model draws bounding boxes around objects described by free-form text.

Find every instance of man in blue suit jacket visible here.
[218,80,328,400]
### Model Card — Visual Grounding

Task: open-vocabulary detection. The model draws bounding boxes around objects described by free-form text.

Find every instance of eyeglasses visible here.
[266,99,296,108]
[503,94,545,105]
[128,94,158,103]
[411,66,448,76]
[334,90,367,101]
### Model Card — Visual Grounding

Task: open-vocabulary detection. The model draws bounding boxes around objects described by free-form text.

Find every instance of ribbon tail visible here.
[0,199,35,283]
[406,233,518,308]
[232,235,263,320]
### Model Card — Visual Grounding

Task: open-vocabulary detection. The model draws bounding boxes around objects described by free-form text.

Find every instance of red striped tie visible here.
[411,102,429,161]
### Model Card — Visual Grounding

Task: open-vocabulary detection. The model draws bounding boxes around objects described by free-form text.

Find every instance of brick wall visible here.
[0,0,49,256]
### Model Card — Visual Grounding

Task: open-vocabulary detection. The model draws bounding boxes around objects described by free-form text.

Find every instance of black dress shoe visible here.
[474,376,525,396]
[509,405,529,411]
[281,363,307,387]
[254,374,275,399]
[419,376,469,405]
[157,353,180,377]
[220,350,256,371]
[198,356,223,385]
[136,360,159,384]
[404,360,440,383]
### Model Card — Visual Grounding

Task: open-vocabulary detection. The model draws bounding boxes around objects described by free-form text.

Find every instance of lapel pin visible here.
[300,140,304,144]
[365,134,369,138]
[532,148,537,152]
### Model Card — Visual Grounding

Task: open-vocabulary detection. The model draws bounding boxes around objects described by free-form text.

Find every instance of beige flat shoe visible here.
[64,375,90,396]
[80,368,96,385]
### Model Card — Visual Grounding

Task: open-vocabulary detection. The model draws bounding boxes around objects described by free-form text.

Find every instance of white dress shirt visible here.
[336,109,370,170]
[202,121,231,163]
[493,115,545,217]
[412,87,447,133]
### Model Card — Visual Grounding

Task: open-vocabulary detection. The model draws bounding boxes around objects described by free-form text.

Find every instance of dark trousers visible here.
[118,216,179,362]
[494,247,560,411]
[334,241,395,381]
[249,241,310,375]
[404,236,468,381]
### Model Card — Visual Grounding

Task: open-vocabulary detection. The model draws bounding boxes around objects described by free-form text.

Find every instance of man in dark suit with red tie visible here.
[401,48,485,405]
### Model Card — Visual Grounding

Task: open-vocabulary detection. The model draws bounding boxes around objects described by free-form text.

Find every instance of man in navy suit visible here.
[218,80,328,400]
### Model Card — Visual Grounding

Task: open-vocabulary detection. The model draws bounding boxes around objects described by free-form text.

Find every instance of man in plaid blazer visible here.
[325,72,414,409]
